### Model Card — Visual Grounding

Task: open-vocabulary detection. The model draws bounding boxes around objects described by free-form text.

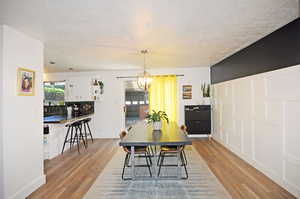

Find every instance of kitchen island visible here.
[43,113,94,159]
[44,113,94,124]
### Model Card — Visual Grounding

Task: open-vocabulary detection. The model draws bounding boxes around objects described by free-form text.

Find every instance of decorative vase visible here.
[203,97,210,105]
[153,121,162,131]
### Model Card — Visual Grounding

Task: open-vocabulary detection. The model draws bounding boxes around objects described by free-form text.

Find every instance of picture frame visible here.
[17,67,35,96]
[182,85,192,99]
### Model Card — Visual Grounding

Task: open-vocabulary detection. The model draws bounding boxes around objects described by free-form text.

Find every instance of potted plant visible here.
[201,83,210,105]
[146,110,169,131]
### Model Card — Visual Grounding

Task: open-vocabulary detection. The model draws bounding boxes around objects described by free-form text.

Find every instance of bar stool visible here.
[81,118,94,146]
[61,120,87,154]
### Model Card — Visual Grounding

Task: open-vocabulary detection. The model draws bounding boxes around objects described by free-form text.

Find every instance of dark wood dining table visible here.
[119,121,192,180]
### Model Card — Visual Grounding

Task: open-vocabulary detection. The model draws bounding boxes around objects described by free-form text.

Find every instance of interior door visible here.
[124,80,149,128]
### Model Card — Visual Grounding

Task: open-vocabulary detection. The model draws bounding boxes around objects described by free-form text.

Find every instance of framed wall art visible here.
[182,85,192,99]
[17,67,35,96]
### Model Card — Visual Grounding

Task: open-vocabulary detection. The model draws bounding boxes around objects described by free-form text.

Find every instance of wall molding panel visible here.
[212,64,300,198]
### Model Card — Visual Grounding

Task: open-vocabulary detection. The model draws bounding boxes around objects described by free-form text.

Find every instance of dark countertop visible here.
[44,113,94,124]
[120,121,192,146]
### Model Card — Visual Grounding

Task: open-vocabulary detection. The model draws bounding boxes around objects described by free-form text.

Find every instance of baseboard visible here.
[93,130,119,139]
[94,135,119,139]
[8,174,46,199]
[188,134,210,138]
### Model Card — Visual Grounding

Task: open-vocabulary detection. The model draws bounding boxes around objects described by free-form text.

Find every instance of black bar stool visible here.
[61,120,87,154]
[81,118,94,146]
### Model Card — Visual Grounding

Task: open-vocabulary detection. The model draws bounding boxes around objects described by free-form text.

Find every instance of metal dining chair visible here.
[120,130,152,180]
[157,125,189,179]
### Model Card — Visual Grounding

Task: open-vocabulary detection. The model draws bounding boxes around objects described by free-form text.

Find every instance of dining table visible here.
[119,121,192,180]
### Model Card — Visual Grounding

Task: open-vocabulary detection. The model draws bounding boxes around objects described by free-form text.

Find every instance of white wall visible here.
[0,25,4,199]
[212,65,300,198]
[45,67,210,138]
[1,25,45,199]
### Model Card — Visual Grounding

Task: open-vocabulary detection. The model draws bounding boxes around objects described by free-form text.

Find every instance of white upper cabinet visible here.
[65,76,92,101]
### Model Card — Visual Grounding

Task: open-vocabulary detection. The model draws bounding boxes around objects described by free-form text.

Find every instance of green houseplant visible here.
[146,110,169,130]
[201,83,210,97]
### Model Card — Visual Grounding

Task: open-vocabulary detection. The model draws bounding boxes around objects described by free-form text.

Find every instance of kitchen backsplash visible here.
[44,101,94,117]
[65,101,94,116]
[44,105,66,117]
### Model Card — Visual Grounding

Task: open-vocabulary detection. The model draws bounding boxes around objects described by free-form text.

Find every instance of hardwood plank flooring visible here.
[27,138,297,199]
[27,139,119,199]
[193,138,296,199]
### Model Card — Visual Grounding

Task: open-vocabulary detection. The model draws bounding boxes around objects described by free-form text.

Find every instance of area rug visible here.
[84,146,232,199]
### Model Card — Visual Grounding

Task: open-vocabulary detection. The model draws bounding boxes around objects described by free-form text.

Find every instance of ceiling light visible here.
[137,50,152,91]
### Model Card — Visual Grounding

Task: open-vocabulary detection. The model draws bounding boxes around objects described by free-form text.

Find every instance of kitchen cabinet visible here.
[65,76,92,101]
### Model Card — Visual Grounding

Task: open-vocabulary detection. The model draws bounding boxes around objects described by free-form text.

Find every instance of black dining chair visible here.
[120,131,152,180]
[157,125,188,179]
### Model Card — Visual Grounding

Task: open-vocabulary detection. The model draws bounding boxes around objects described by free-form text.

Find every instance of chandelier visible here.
[137,50,152,91]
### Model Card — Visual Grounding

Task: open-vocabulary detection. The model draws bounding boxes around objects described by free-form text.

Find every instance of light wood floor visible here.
[28,138,296,199]
[27,139,119,199]
[193,139,296,199]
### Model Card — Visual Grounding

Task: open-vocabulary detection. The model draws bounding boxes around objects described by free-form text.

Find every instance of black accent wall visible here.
[211,18,300,84]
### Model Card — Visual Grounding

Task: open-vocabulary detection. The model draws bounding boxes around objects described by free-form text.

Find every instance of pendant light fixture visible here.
[137,49,152,91]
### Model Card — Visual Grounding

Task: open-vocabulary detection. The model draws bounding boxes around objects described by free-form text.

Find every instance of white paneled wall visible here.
[212,65,300,198]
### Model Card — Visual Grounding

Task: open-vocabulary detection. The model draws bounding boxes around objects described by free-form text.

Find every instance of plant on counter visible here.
[201,83,210,97]
[146,110,169,130]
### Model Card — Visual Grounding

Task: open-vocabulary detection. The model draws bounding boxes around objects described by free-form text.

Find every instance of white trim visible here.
[8,174,46,199]
[188,134,210,138]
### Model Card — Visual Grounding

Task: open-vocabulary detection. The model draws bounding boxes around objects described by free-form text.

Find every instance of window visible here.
[125,101,131,105]
[44,81,65,106]
[132,101,138,105]
[139,101,145,104]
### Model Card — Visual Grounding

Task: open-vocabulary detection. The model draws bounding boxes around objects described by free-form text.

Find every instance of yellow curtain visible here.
[149,75,178,123]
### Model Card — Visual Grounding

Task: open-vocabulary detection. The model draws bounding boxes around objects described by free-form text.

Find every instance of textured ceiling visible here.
[2,0,299,72]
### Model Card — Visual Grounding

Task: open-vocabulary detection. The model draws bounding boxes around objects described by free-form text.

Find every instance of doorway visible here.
[125,80,149,127]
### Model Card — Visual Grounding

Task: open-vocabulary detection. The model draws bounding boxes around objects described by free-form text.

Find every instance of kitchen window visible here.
[44,81,66,106]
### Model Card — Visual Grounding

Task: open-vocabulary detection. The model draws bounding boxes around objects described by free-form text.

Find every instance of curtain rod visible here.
[116,74,184,79]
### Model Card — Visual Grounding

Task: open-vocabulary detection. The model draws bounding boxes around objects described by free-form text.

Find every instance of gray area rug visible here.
[84,146,232,199]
